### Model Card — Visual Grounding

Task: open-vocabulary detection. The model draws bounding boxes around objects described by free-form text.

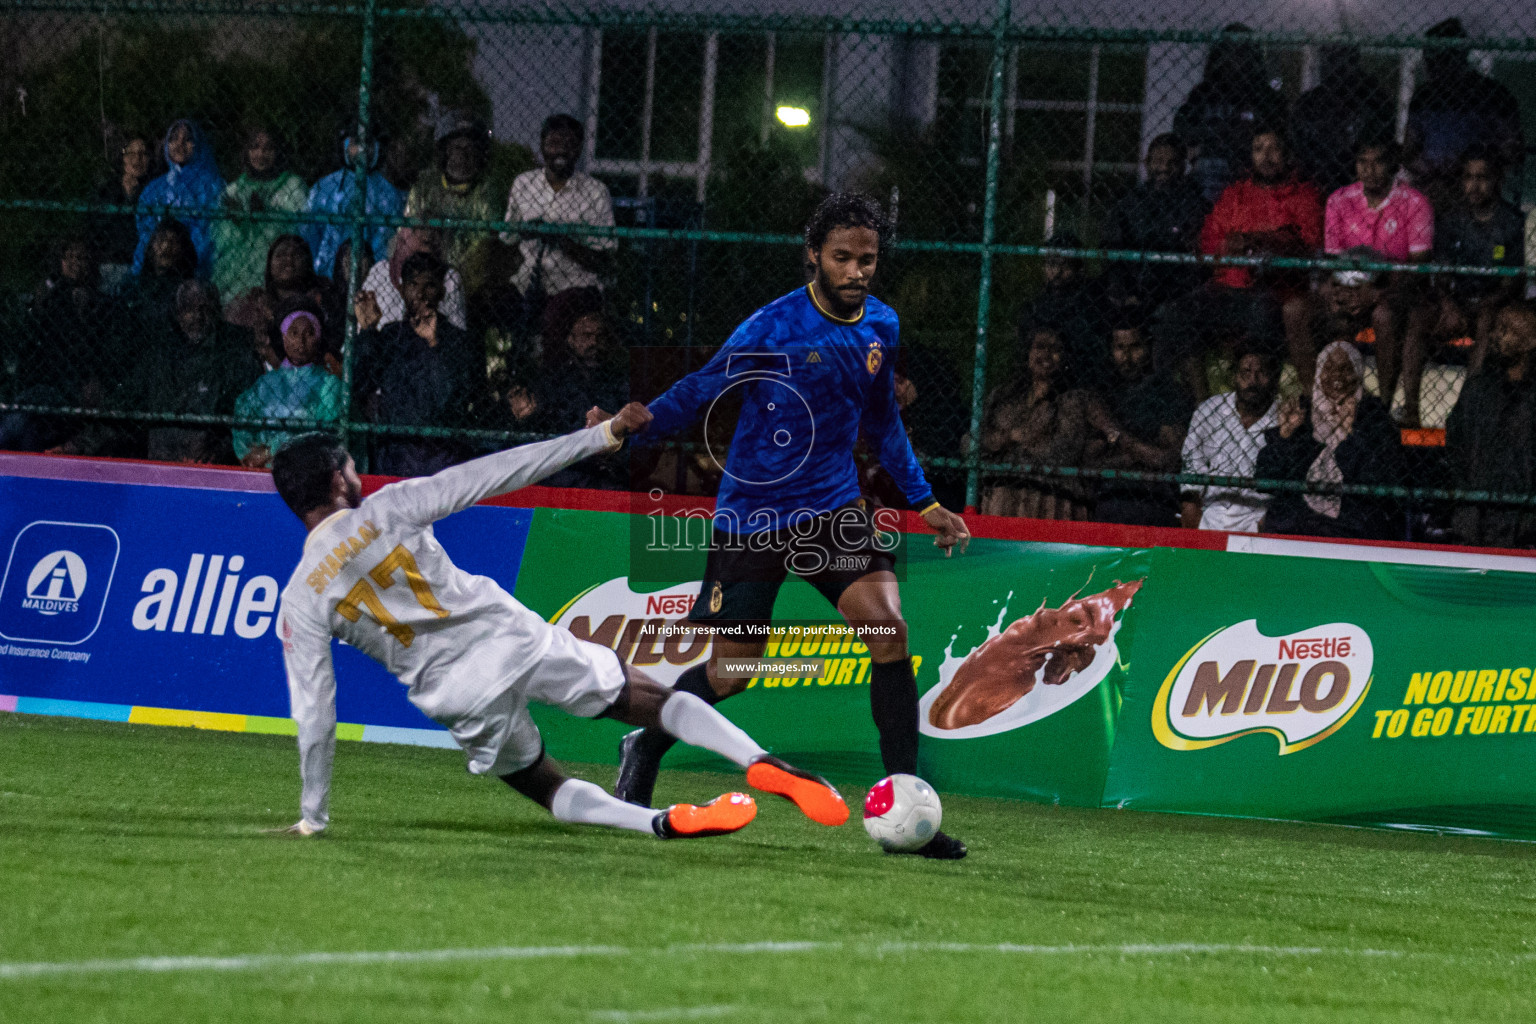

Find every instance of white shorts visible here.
[448,628,627,777]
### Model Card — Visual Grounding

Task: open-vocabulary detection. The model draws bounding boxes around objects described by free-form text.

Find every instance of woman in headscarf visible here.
[92,132,154,290]
[357,226,467,329]
[232,299,344,468]
[131,118,225,277]
[212,125,310,298]
[1256,340,1405,538]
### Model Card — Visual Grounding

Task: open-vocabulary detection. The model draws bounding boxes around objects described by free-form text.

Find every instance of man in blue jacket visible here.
[618,193,972,858]
[304,131,403,279]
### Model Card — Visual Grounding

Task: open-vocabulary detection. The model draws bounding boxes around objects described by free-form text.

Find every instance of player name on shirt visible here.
[304,519,382,594]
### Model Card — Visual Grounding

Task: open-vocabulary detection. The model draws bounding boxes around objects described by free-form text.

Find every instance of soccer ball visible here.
[862,774,942,852]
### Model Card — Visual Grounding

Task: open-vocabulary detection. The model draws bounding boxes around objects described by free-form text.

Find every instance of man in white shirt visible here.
[503,114,616,299]
[1179,345,1281,532]
[267,405,849,841]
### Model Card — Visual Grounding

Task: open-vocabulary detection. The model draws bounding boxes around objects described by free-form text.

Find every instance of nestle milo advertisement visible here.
[514,505,1536,831]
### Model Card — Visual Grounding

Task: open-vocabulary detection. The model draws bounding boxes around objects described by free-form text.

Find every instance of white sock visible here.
[659,691,767,768]
[549,779,659,835]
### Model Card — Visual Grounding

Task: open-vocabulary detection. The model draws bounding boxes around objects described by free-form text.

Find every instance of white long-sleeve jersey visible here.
[278,421,621,831]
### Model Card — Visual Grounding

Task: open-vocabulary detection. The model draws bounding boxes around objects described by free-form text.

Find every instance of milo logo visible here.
[551,577,709,688]
[1152,620,1374,755]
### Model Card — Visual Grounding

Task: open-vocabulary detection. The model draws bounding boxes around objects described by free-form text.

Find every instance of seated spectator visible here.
[1323,137,1434,422]
[1404,18,1524,210]
[212,125,310,299]
[1016,231,1108,389]
[1154,128,1322,400]
[354,251,478,476]
[358,227,467,330]
[1290,45,1398,197]
[304,131,402,282]
[1173,25,1287,202]
[92,132,153,292]
[1446,301,1536,547]
[1102,134,1208,317]
[132,118,224,278]
[406,112,499,297]
[1092,318,1193,527]
[115,280,261,463]
[1256,341,1405,539]
[1180,342,1281,532]
[381,134,422,194]
[1310,261,1382,352]
[118,218,199,325]
[977,326,1107,520]
[1435,144,1525,373]
[1102,135,1209,320]
[504,114,617,316]
[232,301,343,469]
[225,234,337,371]
[499,291,628,488]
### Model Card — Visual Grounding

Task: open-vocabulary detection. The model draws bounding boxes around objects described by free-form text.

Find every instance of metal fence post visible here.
[965,0,1012,511]
[340,0,378,464]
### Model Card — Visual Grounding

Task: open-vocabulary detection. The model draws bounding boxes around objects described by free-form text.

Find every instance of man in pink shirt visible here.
[1323,138,1434,425]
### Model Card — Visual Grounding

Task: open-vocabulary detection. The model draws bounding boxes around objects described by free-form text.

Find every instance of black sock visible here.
[869,657,919,775]
[641,663,726,757]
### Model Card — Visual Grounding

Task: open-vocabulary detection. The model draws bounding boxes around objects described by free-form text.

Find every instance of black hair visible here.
[400,250,448,286]
[1251,124,1289,152]
[1354,135,1401,168]
[146,218,199,280]
[271,432,350,517]
[804,192,890,253]
[1233,338,1282,375]
[1459,142,1505,178]
[541,113,585,143]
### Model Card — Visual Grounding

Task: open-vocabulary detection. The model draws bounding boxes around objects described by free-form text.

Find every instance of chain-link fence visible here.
[6,1,1536,547]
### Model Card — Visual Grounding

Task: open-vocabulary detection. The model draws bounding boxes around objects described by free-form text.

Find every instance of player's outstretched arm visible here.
[273,604,337,837]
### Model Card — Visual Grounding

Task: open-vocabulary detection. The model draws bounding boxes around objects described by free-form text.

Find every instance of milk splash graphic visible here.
[918,580,1140,740]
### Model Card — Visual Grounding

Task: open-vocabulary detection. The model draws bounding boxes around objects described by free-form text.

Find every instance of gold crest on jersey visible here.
[709,581,723,613]
[866,341,883,375]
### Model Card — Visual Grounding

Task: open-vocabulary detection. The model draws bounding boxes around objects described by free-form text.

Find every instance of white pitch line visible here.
[591,1007,738,1022]
[0,940,1484,981]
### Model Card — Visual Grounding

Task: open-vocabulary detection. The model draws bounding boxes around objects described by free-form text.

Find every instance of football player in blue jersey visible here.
[618,193,972,858]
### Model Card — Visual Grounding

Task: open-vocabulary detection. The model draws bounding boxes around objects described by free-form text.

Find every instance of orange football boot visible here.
[745,755,850,826]
[653,792,758,838]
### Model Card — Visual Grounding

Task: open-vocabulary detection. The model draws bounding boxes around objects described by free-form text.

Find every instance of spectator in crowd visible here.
[1101,134,1209,316]
[1092,317,1193,527]
[405,112,499,297]
[1404,18,1524,209]
[131,118,224,278]
[1256,341,1405,539]
[1446,301,1536,548]
[118,218,199,325]
[1311,262,1383,353]
[1323,137,1434,422]
[212,126,310,299]
[354,251,477,476]
[499,290,628,489]
[1435,144,1525,373]
[1,239,117,453]
[115,280,261,463]
[976,326,1107,520]
[1155,128,1322,399]
[232,300,344,469]
[1290,46,1398,197]
[381,134,422,194]
[1173,24,1287,202]
[225,234,337,371]
[304,131,402,281]
[92,132,154,291]
[1180,342,1281,532]
[358,227,467,330]
[1016,231,1108,388]
[504,114,616,317]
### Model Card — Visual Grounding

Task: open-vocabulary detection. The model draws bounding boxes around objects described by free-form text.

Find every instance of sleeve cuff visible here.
[599,419,622,451]
[914,498,940,516]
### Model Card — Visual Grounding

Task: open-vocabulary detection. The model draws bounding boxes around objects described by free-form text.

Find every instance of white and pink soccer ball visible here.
[862,774,942,851]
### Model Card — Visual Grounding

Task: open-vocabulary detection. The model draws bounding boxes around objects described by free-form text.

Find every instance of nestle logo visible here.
[1277,636,1352,660]
[644,593,694,616]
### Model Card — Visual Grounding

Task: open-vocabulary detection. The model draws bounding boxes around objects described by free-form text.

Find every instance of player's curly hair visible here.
[804,192,890,253]
[272,432,351,517]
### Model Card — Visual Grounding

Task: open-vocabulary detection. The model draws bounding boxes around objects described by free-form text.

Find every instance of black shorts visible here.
[688,498,896,627]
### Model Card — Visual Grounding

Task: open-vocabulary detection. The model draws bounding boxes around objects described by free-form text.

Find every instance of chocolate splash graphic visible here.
[927,579,1144,730]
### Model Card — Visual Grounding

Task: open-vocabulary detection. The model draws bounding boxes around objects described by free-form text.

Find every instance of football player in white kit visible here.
[268,404,849,841]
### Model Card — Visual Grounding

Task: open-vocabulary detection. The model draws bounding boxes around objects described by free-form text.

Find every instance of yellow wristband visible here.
[917,501,941,517]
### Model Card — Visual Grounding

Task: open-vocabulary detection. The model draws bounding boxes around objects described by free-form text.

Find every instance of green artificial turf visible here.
[2,713,1534,1024]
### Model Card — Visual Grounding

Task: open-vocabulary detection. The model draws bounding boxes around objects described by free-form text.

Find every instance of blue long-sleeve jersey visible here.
[645,286,936,533]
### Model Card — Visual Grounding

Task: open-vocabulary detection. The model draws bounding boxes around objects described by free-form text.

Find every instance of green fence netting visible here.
[6,1,1536,547]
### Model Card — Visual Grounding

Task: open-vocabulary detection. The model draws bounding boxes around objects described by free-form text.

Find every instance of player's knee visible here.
[860,617,908,662]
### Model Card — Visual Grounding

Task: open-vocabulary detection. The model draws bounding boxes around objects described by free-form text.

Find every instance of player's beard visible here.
[814,268,867,313]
